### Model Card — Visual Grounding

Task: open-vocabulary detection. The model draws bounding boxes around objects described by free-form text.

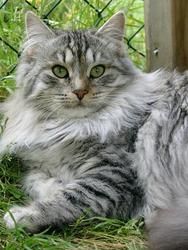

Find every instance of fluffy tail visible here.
[147,198,188,250]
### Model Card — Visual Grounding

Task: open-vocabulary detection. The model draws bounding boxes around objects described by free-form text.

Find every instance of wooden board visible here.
[145,0,188,72]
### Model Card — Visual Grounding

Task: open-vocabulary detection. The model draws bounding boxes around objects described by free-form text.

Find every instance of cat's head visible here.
[16,11,138,120]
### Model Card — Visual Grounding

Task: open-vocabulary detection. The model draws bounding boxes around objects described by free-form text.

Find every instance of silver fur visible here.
[2,11,188,245]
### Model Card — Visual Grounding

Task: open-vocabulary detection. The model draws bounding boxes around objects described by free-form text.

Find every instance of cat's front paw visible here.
[4,205,40,232]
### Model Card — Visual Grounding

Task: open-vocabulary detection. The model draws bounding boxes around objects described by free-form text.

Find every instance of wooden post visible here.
[145,0,188,72]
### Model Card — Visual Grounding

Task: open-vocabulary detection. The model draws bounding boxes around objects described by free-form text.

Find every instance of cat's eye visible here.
[52,65,69,78]
[90,65,105,78]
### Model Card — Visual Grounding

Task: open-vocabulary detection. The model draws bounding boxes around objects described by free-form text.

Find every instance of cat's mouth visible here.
[59,99,105,119]
[63,100,85,109]
[77,101,85,107]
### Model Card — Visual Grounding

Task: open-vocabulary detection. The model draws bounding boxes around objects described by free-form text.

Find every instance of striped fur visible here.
[2,11,145,232]
[2,11,188,245]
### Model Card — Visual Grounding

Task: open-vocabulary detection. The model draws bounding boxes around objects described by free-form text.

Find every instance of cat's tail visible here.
[147,198,188,250]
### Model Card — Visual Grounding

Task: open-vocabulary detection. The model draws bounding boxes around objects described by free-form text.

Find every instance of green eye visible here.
[52,65,69,78]
[90,65,105,78]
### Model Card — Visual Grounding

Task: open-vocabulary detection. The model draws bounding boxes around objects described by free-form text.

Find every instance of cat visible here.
[147,198,188,250]
[1,10,188,249]
[1,11,145,233]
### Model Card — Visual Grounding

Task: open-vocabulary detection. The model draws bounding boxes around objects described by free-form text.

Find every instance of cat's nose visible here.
[72,89,89,100]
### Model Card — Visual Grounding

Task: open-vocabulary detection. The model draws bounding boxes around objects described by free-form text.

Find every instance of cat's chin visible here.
[59,105,99,119]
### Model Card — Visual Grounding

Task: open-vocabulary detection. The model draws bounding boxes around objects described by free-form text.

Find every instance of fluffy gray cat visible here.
[1,11,188,249]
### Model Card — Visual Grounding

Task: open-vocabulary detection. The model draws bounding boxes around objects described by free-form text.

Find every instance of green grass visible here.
[0,0,147,249]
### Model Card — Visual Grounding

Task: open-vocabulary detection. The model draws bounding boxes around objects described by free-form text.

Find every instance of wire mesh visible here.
[0,0,145,99]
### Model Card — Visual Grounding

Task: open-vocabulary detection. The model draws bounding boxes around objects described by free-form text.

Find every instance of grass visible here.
[0,0,147,249]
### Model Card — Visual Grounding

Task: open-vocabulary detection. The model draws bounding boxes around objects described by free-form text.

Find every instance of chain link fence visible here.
[0,0,145,99]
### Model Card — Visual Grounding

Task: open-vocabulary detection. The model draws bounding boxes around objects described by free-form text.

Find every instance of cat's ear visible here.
[25,11,54,39]
[96,11,125,41]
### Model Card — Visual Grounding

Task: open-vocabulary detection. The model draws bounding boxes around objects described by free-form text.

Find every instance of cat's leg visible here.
[22,170,62,200]
[4,170,61,232]
[4,168,139,232]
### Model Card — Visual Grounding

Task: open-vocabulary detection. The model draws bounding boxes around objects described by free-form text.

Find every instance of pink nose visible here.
[72,89,89,100]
